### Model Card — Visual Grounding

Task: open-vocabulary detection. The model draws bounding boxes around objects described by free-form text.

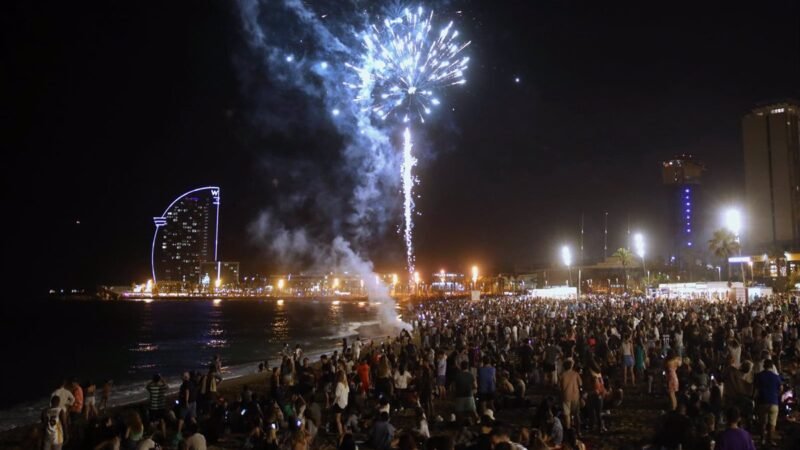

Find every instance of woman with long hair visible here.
[123,412,144,449]
[332,370,349,437]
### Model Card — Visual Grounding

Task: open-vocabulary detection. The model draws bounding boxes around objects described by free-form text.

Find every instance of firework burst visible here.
[346,6,470,123]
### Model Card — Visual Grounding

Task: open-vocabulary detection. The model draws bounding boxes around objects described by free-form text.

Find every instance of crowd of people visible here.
[34,294,800,450]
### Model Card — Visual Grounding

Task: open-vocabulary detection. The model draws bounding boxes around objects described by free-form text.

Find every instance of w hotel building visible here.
[152,186,220,290]
[742,102,800,252]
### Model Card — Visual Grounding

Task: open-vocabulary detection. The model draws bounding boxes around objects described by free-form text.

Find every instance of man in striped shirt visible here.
[146,373,168,439]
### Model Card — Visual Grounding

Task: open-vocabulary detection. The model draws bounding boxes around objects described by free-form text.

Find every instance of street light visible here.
[634,233,648,287]
[724,208,742,237]
[723,207,747,285]
[561,245,572,287]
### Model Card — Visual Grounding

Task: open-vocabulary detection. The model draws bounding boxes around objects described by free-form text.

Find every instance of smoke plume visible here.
[236,0,408,330]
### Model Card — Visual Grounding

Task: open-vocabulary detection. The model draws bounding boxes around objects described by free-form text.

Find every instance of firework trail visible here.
[346,6,470,276]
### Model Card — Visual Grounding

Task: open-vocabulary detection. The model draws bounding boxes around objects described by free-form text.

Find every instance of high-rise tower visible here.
[742,101,800,251]
[662,155,704,262]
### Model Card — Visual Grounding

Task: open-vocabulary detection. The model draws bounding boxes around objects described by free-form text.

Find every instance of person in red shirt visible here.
[69,379,84,420]
[357,359,371,394]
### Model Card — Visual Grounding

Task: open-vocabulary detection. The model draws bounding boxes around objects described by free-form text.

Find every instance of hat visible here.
[484,409,496,421]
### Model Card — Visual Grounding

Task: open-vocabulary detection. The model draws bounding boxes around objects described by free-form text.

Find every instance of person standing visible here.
[634,337,647,382]
[333,370,349,437]
[51,380,75,415]
[453,361,478,423]
[83,381,97,420]
[177,371,197,438]
[68,378,84,422]
[586,361,607,433]
[41,396,66,450]
[477,356,496,413]
[754,360,781,447]
[666,354,680,411]
[353,338,362,362]
[356,358,371,395]
[100,380,112,411]
[436,351,448,399]
[66,378,84,446]
[418,364,435,420]
[621,335,635,385]
[393,363,414,407]
[558,359,582,432]
[146,373,168,439]
[542,340,562,386]
[199,364,222,414]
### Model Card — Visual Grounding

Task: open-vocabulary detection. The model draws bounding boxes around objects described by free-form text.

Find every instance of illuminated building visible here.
[152,186,220,290]
[662,155,704,263]
[742,101,800,251]
[199,261,240,288]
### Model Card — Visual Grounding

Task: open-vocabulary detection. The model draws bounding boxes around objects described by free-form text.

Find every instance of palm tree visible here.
[767,246,786,279]
[707,228,740,281]
[612,247,634,292]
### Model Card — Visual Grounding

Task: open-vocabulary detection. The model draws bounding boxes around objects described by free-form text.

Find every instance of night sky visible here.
[4,1,799,291]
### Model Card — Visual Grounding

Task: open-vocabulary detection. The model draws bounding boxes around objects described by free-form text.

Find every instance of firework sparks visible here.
[346,6,470,123]
[401,127,417,274]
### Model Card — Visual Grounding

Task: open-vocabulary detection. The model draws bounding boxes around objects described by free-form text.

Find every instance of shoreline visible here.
[0,319,391,441]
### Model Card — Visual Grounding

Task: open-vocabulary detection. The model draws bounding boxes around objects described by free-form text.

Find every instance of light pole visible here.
[716,266,721,281]
[724,208,746,285]
[634,232,647,289]
[561,245,572,288]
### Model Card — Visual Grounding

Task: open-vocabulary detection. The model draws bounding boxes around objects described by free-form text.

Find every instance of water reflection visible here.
[130,343,159,352]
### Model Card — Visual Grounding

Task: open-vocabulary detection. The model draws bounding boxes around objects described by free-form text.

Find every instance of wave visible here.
[0,321,391,433]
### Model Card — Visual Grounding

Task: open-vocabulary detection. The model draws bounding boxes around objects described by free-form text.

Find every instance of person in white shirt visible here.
[51,381,75,414]
[42,395,66,450]
[393,364,413,390]
[333,370,349,437]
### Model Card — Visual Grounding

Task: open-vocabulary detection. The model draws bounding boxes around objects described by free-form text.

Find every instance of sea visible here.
[0,297,394,432]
